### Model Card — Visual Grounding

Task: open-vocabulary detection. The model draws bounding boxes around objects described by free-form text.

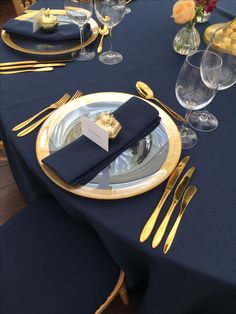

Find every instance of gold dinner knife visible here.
[0,67,54,75]
[163,185,197,254]
[152,166,195,248]
[0,63,66,70]
[139,156,190,243]
[0,60,72,67]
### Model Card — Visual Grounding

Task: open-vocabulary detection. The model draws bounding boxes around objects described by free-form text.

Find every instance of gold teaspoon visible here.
[136,81,185,122]
[97,25,109,53]
[163,186,197,254]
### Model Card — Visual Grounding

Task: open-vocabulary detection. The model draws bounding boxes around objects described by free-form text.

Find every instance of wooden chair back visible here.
[12,0,37,16]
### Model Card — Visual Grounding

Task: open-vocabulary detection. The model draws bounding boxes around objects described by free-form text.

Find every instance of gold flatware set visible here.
[139,156,197,253]
[0,59,72,75]
[12,90,83,137]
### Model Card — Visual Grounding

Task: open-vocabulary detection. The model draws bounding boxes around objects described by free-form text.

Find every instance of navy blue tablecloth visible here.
[1,1,236,313]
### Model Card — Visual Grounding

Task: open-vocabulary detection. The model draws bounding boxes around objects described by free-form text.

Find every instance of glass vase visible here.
[173,22,200,56]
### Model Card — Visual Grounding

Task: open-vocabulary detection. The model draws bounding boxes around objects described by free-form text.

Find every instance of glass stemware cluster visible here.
[176,50,222,149]
[64,0,126,65]
[176,21,236,149]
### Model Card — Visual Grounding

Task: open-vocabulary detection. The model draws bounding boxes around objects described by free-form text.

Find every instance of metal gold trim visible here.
[36,92,182,200]
[1,11,99,56]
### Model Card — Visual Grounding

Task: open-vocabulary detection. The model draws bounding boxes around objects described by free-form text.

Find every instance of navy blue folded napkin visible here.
[43,97,161,186]
[3,19,91,41]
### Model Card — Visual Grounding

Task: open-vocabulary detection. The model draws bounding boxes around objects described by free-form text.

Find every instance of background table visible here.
[1,1,236,313]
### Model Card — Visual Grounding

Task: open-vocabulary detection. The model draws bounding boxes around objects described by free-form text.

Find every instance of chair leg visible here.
[118,281,129,305]
[0,141,7,162]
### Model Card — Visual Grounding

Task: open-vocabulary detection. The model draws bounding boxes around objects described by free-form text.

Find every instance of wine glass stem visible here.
[181,109,191,131]
[79,25,85,51]
[109,28,113,52]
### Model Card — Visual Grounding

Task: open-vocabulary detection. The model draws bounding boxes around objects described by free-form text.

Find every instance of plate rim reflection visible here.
[36,92,182,200]
[1,10,99,55]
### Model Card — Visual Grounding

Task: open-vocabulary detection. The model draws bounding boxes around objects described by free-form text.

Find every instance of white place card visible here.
[81,116,109,152]
[33,11,41,33]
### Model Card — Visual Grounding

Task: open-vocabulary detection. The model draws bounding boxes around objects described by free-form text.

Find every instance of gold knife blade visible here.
[0,63,66,70]
[139,156,190,243]
[152,166,195,248]
[163,185,197,254]
[0,60,72,67]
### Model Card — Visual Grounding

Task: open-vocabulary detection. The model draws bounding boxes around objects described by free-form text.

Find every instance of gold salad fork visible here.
[12,93,71,131]
[17,90,83,137]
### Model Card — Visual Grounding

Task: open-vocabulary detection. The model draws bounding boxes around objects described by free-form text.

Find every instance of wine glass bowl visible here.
[95,0,126,65]
[207,22,236,90]
[64,0,95,61]
[176,50,221,149]
[189,21,236,132]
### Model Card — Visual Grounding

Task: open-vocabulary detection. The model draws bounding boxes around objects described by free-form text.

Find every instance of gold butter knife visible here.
[139,156,190,243]
[0,60,72,67]
[0,67,54,75]
[152,167,195,248]
[163,185,197,254]
[0,63,66,70]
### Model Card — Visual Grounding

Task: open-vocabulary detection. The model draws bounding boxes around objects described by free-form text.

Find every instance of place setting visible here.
[1,0,236,313]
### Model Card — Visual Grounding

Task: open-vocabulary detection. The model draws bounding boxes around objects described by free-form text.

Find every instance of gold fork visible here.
[17,90,83,137]
[12,93,71,131]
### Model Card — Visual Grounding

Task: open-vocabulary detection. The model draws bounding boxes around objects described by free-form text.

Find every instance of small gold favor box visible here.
[95,112,122,140]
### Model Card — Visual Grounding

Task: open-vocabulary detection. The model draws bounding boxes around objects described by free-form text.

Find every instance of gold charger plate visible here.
[1,10,99,55]
[36,92,181,200]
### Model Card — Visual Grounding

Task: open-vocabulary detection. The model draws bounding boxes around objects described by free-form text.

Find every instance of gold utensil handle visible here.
[0,63,65,70]
[13,107,54,131]
[152,201,177,248]
[0,67,54,75]
[163,216,181,254]
[17,112,52,137]
[163,185,197,254]
[139,156,190,243]
[0,60,72,67]
[97,35,105,53]
[139,190,169,243]
[153,98,185,122]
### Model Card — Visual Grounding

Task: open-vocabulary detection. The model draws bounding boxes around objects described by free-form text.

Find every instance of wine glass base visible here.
[188,111,218,132]
[125,7,131,14]
[72,49,95,61]
[99,51,123,65]
[178,126,198,149]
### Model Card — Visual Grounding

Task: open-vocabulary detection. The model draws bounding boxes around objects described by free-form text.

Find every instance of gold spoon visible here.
[97,25,109,53]
[136,81,185,122]
[163,185,197,254]
[0,67,54,75]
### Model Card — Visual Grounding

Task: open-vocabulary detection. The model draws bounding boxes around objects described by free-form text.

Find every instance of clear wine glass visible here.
[94,0,126,65]
[125,0,131,14]
[176,50,221,149]
[64,0,95,61]
[188,22,236,132]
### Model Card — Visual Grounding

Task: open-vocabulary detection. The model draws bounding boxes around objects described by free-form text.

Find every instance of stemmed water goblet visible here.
[176,50,222,149]
[64,0,95,61]
[188,21,236,132]
[94,0,126,65]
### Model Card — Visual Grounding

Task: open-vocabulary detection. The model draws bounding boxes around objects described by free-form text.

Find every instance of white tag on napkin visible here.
[81,116,109,152]
[33,11,41,33]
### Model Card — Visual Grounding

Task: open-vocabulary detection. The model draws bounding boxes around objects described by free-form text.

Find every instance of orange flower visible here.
[172,0,196,24]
